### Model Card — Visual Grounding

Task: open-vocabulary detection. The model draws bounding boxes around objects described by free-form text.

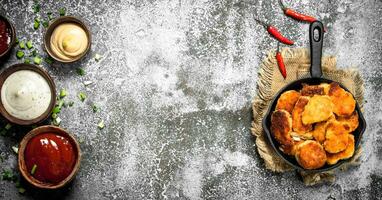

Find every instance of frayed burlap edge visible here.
[251,48,365,185]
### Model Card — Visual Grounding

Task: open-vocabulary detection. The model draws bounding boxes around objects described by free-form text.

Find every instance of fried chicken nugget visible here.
[276,90,301,114]
[301,84,325,96]
[327,134,355,165]
[271,110,294,153]
[337,111,359,132]
[295,140,327,169]
[311,115,336,144]
[329,82,356,116]
[292,96,313,134]
[323,121,349,153]
[320,83,331,95]
[302,95,333,124]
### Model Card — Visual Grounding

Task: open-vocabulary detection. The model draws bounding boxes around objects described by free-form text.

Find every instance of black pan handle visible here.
[309,21,324,78]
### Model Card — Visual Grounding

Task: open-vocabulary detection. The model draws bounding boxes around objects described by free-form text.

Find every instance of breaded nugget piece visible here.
[301,84,325,96]
[324,121,349,153]
[327,134,355,165]
[295,140,327,169]
[311,115,336,144]
[276,90,301,113]
[282,140,304,156]
[337,111,359,132]
[271,110,293,146]
[320,83,331,95]
[302,95,333,124]
[292,96,313,134]
[329,82,356,116]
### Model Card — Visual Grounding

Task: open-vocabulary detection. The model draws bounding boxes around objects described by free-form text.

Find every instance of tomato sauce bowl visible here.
[18,125,81,189]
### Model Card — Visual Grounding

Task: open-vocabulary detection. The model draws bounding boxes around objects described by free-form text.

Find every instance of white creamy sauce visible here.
[1,70,52,120]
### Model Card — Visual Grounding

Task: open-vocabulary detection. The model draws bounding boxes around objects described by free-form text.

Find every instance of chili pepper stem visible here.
[253,16,268,28]
[279,0,287,10]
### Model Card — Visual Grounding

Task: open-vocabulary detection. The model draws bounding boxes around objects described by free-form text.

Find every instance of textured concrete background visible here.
[0,0,381,199]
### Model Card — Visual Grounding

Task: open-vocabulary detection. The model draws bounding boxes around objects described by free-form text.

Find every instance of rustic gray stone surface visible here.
[0,0,381,199]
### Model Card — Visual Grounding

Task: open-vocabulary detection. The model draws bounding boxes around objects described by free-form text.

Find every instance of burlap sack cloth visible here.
[251,48,364,186]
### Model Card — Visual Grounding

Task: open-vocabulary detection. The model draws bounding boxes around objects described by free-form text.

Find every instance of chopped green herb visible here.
[30,49,38,57]
[0,129,7,136]
[92,104,99,113]
[18,187,26,194]
[97,120,105,129]
[32,3,40,13]
[60,89,67,98]
[59,8,66,16]
[16,50,24,59]
[52,106,61,114]
[34,56,42,65]
[26,40,33,49]
[53,117,61,126]
[58,99,65,108]
[78,92,86,102]
[94,53,101,62]
[5,123,12,130]
[45,56,54,64]
[12,146,18,154]
[15,180,20,188]
[33,18,40,30]
[68,101,74,107]
[42,21,49,28]
[19,41,25,49]
[31,164,37,175]
[76,67,85,76]
[15,38,19,44]
[2,170,15,181]
[51,113,57,119]
[24,58,31,64]
[47,12,54,20]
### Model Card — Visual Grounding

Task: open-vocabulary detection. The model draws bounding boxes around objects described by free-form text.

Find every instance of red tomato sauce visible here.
[0,19,10,55]
[24,133,76,184]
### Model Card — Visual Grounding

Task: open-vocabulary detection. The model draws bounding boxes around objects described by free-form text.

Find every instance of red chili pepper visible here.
[254,18,294,45]
[276,43,287,79]
[279,0,317,23]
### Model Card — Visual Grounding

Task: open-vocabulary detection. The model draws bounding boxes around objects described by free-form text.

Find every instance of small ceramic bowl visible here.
[0,14,16,60]
[44,16,91,63]
[0,64,56,125]
[18,125,81,189]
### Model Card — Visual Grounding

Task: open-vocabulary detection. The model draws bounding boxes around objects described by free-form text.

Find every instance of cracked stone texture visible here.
[0,0,381,199]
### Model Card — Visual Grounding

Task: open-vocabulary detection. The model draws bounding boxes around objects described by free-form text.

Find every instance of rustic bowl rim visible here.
[0,63,56,125]
[18,125,81,189]
[0,14,16,58]
[44,16,91,63]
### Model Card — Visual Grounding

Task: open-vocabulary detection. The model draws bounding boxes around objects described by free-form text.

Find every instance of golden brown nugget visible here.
[292,96,313,134]
[295,140,327,169]
[329,82,356,116]
[271,110,293,148]
[282,140,303,156]
[324,121,349,153]
[302,95,333,124]
[311,115,336,144]
[301,84,325,96]
[319,83,331,95]
[276,90,301,114]
[327,134,355,165]
[337,111,359,132]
